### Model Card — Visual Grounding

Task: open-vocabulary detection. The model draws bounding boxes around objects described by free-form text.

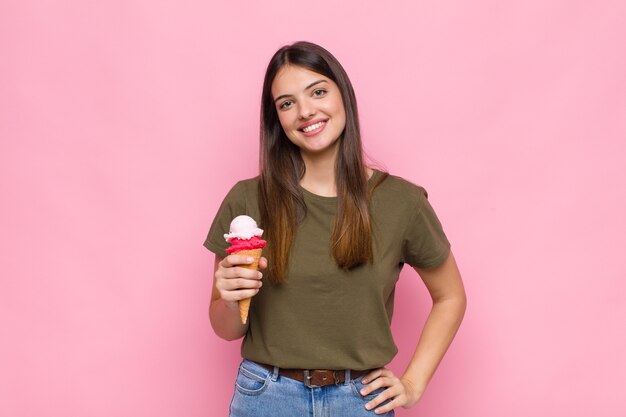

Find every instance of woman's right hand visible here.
[210,254,267,340]
[213,254,267,307]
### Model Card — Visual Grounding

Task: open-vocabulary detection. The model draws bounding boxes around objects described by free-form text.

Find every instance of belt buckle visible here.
[303,370,343,388]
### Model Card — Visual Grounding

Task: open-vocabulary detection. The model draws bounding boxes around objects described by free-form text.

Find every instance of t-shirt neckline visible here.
[299,169,380,203]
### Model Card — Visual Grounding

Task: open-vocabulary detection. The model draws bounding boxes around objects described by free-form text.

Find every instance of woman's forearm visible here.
[401,294,467,398]
[209,297,248,341]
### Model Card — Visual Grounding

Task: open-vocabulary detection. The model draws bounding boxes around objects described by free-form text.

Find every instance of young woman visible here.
[204,41,466,416]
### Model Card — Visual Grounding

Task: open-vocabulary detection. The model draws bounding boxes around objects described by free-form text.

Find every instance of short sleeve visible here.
[203,181,249,258]
[400,187,451,269]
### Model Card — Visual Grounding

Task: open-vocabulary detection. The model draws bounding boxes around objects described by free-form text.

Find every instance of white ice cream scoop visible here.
[224,215,264,242]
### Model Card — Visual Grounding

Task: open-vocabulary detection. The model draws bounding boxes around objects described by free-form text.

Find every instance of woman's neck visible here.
[299,146,373,197]
[299,138,340,196]
[300,152,337,197]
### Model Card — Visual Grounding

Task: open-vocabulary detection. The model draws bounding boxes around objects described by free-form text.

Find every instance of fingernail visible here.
[365,403,372,410]
[362,378,369,384]
[246,257,253,263]
[360,389,366,395]
[258,272,263,278]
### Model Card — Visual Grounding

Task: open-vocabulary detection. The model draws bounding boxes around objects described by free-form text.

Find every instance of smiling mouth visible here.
[300,121,326,133]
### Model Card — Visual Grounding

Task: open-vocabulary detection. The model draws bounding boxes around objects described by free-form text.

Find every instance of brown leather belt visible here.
[257,362,372,388]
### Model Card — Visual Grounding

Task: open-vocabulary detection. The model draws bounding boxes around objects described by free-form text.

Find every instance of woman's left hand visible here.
[359,368,422,414]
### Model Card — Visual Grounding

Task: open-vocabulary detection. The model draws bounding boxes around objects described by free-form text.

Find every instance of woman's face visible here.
[271,65,346,158]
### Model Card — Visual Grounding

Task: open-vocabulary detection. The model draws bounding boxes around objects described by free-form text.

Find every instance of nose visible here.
[298,99,315,119]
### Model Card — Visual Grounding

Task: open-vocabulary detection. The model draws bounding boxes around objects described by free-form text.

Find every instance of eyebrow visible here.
[273,80,328,103]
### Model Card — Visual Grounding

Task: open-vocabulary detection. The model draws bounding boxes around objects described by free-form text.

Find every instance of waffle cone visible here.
[233,248,263,324]
[239,297,251,325]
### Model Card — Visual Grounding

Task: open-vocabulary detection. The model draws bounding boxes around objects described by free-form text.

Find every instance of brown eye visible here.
[313,89,327,97]
[279,100,293,110]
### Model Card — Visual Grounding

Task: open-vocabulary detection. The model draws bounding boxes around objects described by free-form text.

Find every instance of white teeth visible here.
[302,122,325,132]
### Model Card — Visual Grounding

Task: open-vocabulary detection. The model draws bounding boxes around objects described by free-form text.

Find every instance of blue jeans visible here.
[229,359,394,417]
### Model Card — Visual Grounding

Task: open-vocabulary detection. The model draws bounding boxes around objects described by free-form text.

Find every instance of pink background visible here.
[2,1,625,416]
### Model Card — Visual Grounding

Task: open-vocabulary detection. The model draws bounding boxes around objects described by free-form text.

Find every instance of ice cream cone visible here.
[234,248,263,324]
[239,298,251,325]
[224,215,266,325]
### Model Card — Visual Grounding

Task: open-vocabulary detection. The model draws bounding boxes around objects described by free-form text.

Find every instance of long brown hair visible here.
[259,41,387,284]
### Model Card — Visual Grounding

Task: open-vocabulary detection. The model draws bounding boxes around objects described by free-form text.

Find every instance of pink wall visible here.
[2,1,625,416]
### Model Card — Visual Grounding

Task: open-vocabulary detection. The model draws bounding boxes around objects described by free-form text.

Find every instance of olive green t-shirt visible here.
[204,170,450,370]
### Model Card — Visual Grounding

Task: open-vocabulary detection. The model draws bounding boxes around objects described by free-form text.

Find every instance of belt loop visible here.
[272,366,279,382]
[303,370,313,388]
[344,369,351,386]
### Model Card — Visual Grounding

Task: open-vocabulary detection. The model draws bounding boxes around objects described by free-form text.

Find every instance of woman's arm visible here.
[209,254,266,341]
[360,251,467,414]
